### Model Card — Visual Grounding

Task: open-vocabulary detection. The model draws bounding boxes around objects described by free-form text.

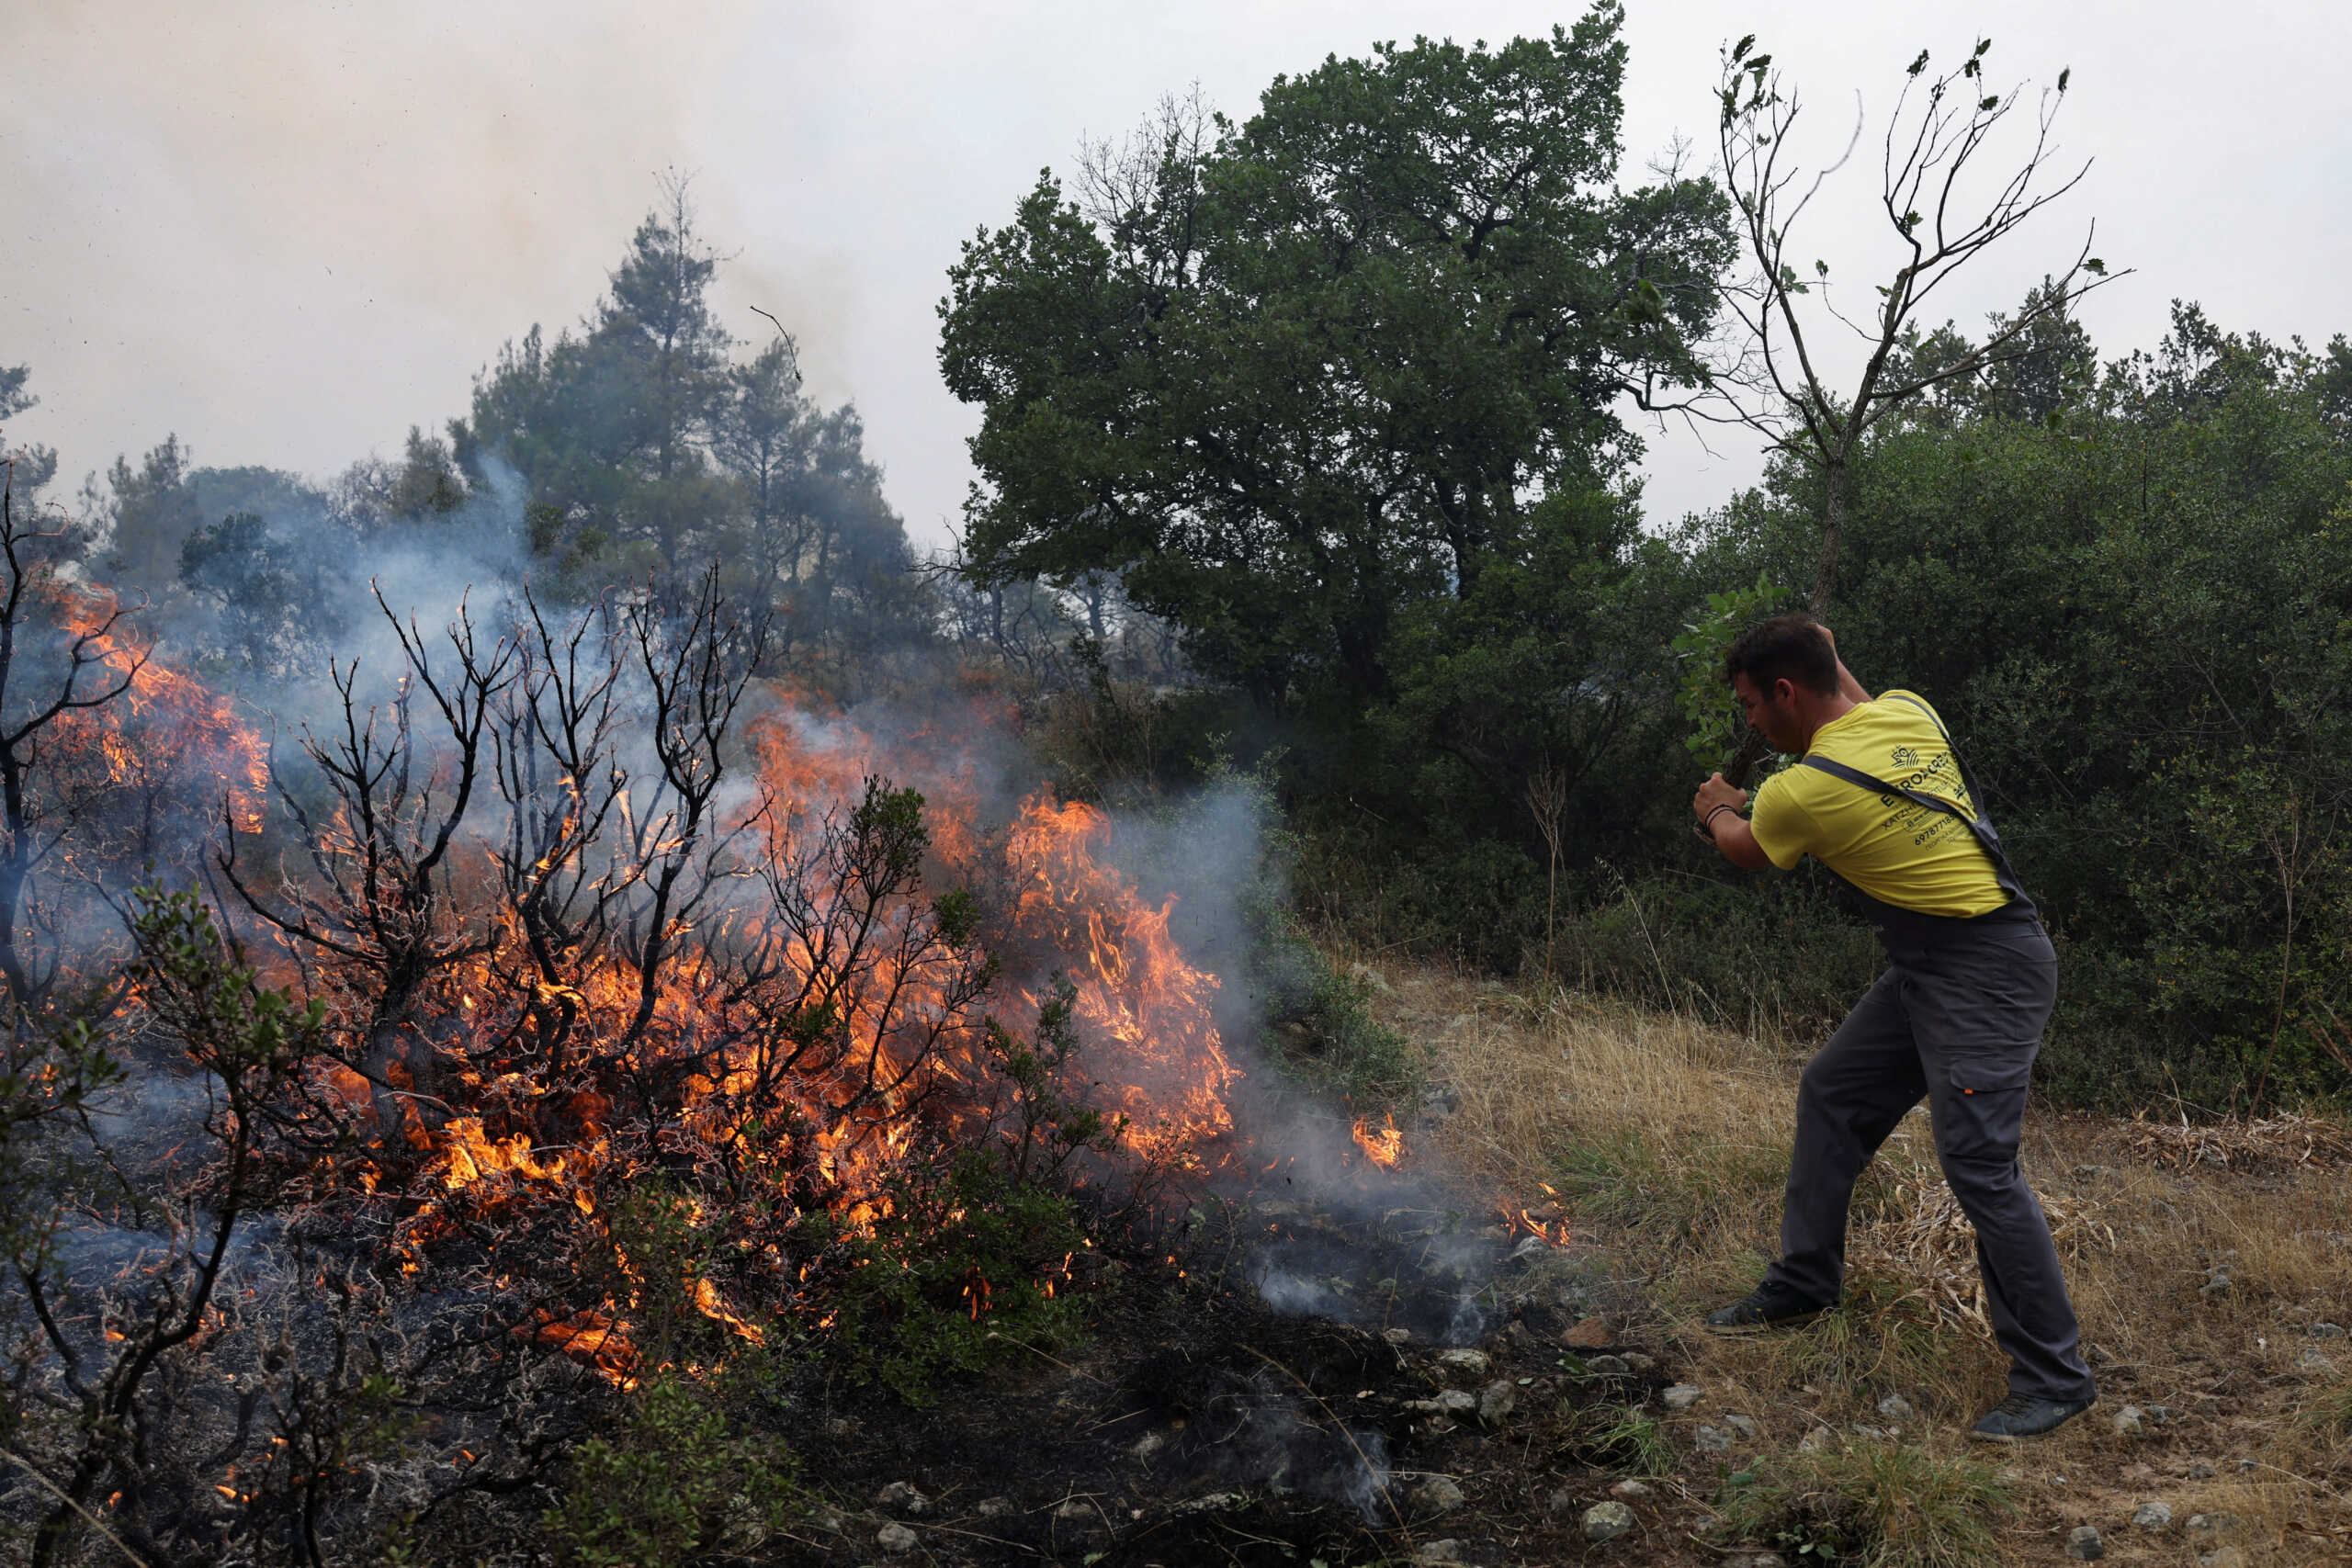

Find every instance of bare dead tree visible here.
[220,591,515,1145]
[607,572,768,1077]
[485,586,635,1078]
[1646,35,2126,620]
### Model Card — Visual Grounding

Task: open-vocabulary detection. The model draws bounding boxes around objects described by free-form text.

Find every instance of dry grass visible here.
[1368,962,2352,1564]
[2125,1111,2352,1172]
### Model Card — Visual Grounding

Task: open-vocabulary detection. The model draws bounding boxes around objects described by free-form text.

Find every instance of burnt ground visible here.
[767,1190,1700,1568]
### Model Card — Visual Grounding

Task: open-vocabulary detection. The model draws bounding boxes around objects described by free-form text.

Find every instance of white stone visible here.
[1436,1348,1490,1376]
[876,1522,919,1554]
[1662,1383,1703,1411]
[1876,1393,1916,1423]
[1582,1500,1636,1542]
[1477,1379,1519,1424]
[1611,1479,1652,1498]
[2132,1500,2173,1529]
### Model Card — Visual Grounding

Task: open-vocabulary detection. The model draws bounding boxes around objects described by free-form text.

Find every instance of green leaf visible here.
[1907,49,1929,77]
[2084,256,2106,275]
[1732,33,1756,63]
[1979,95,2000,111]
[1814,259,1828,276]
[2057,66,2071,92]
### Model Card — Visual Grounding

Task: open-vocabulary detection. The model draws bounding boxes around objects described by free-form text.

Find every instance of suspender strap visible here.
[1797,694,2030,909]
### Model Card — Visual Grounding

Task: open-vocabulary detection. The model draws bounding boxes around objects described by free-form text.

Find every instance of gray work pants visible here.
[1761,916,2096,1404]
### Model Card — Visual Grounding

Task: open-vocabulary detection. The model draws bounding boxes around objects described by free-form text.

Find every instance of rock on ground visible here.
[1875,1393,1916,1423]
[1477,1379,1519,1425]
[876,1481,929,1515]
[1412,1475,1467,1518]
[2133,1499,2173,1529]
[2064,1523,2105,1560]
[876,1521,920,1554]
[1582,1500,1636,1542]
[1662,1383,1703,1411]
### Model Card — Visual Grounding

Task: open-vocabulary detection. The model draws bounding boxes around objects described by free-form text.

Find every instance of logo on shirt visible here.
[1890,746,1920,767]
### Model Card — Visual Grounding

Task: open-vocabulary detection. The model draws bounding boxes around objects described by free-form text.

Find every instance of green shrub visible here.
[813,982,1116,1405]
[1251,907,1424,1108]
[818,1145,1093,1405]
[544,1373,799,1568]
[1546,870,1881,1038]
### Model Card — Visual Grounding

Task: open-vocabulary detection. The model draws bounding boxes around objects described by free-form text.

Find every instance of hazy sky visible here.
[6,0,2346,549]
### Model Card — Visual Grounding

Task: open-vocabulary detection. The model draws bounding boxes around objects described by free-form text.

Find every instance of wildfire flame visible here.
[378,694,1247,1380]
[1502,1182,1570,1249]
[1351,1112,1404,1168]
[52,584,268,831]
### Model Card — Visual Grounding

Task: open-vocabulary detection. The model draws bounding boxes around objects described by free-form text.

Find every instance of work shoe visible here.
[1703,1280,1829,1335]
[1967,1392,2096,1442]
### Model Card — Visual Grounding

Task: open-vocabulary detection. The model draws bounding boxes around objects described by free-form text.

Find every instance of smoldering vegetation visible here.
[0,173,1521,1565]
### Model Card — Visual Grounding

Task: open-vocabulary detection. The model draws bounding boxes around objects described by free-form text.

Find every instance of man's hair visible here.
[1724,613,1839,698]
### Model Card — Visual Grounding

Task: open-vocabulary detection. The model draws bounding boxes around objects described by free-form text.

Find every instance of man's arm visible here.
[1692,773,1773,871]
[1820,625,1871,704]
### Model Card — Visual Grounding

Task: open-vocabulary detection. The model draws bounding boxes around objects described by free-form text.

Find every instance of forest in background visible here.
[8,7,2352,1564]
[7,7,2351,1120]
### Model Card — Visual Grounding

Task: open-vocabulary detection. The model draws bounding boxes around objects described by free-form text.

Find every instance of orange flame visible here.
[1351,1113,1404,1168]
[1502,1182,1570,1248]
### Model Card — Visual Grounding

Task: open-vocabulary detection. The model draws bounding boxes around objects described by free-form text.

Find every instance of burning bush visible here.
[2,545,1249,1562]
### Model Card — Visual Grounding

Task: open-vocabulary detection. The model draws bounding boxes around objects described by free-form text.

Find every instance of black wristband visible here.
[1702,803,1739,840]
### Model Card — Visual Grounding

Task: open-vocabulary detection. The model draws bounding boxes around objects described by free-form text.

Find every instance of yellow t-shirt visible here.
[1747,689,2008,918]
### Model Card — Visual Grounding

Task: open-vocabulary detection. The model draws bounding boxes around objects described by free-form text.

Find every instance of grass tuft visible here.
[1715,1439,2016,1568]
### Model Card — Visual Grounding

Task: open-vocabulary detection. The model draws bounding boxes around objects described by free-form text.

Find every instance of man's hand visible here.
[1692,772,1771,870]
[1693,772,1747,826]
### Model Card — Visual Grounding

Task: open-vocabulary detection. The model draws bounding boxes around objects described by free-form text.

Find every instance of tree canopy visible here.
[941,4,1733,705]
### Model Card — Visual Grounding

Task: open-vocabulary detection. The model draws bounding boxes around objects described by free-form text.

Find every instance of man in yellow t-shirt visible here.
[1687,613,2096,1442]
